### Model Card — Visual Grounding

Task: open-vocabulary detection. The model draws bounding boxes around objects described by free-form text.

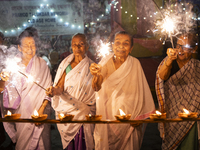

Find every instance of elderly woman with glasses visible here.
[0,27,52,150]
[156,33,200,150]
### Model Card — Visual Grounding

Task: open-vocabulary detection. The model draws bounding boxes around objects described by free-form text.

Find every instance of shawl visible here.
[52,54,96,150]
[155,57,200,150]
[94,54,155,150]
[2,54,52,150]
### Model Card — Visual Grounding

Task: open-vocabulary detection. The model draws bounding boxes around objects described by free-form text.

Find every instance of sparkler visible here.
[96,40,112,58]
[18,71,47,91]
[3,58,47,91]
[151,0,195,49]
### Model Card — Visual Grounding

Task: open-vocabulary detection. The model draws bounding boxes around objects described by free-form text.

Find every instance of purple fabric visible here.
[65,126,86,150]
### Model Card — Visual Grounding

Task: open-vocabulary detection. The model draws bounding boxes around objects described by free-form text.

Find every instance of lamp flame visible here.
[59,113,65,118]
[34,110,39,116]
[7,110,12,116]
[156,110,162,115]
[183,108,190,114]
[119,109,126,116]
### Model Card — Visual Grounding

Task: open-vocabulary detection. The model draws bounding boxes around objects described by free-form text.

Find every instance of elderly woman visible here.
[46,33,95,150]
[90,31,155,150]
[155,33,199,150]
[0,27,52,150]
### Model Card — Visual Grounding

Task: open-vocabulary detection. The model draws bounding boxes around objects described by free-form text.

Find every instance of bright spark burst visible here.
[161,16,175,34]
[27,75,34,83]
[97,41,111,58]
[4,57,21,73]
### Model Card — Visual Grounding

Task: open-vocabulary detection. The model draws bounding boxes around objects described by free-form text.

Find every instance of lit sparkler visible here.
[97,40,111,58]
[3,58,47,91]
[152,0,195,49]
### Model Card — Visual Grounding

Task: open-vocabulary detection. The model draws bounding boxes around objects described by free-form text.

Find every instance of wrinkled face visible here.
[112,34,133,59]
[176,36,197,61]
[71,35,88,57]
[18,37,36,60]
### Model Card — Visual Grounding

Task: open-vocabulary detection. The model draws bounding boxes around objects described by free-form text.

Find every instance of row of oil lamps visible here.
[3,108,198,122]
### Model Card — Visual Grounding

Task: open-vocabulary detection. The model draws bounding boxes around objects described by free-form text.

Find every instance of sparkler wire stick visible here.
[18,71,47,91]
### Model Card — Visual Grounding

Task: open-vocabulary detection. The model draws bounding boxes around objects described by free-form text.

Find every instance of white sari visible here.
[2,55,52,150]
[52,54,96,150]
[94,54,155,150]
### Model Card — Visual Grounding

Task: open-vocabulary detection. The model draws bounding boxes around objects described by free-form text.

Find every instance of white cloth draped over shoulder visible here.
[2,55,52,150]
[94,54,155,150]
[52,54,96,150]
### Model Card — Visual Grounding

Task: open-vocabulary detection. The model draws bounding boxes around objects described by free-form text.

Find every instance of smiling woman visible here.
[90,31,155,150]
[1,27,52,150]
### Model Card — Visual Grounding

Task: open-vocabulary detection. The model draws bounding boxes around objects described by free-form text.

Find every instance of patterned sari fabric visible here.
[155,57,200,150]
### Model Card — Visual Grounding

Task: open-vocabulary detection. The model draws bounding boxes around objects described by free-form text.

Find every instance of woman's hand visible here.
[92,74,103,91]
[35,100,49,126]
[0,72,10,81]
[90,63,103,91]
[90,63,102,76]
[166,48,177,62]
[46,86,63,97]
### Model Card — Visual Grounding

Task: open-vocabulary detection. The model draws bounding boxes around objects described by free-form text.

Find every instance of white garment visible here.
[94,54,155,150]
[52,54,96,150]
[2,55,52,150]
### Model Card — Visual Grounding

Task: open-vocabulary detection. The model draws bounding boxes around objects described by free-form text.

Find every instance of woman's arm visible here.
[90,63,103,91]
[158,48,177,80]
[46,71,66,97]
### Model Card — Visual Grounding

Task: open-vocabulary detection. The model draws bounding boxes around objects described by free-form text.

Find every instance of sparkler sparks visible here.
[152,1,195,49]
[97,40,111,58]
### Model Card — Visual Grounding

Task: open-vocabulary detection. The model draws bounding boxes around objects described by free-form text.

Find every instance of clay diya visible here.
[178,108,198,119]
[149,110,166,120]
[115,109,131,121]
[85,114,102,121]
[58,113,74,121]
[4,110,21,120]
[31,110,48,121]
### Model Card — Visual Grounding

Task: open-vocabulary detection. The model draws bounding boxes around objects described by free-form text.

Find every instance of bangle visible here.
[164,59,171,67]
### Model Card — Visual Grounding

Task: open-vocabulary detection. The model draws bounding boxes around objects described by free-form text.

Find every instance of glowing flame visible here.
[7,110,12,116]
[59,113,65,118]
[161,17,175,34]
[119,109,126,116]
[34,110,39,116]
[89,114,92,117]
[97,41,111,58]
[183,108,190,114]
[156,110,162,115]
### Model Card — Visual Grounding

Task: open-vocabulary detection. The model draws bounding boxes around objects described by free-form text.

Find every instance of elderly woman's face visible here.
[71,35,88,57]
[18,37,36,60]
[176,36,196,61]
[113,34,133,59]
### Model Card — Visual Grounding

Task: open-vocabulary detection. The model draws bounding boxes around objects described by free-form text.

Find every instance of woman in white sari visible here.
[90,31,155,150]
[0,27,52,150]
[46,33,95,150]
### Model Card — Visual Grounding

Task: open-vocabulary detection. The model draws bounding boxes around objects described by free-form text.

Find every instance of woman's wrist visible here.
[164,58,172,68]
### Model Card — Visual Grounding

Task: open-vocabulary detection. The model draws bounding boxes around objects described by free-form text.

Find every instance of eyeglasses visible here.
[176,44,195,51]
